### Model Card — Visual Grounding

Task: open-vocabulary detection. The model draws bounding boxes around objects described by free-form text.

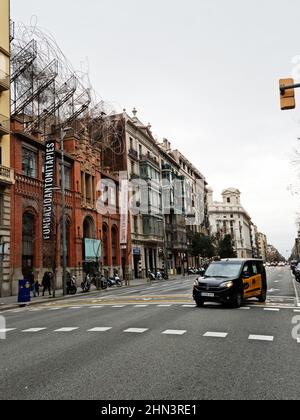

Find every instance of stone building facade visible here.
[0,0,14,297]
[208,188,253,259]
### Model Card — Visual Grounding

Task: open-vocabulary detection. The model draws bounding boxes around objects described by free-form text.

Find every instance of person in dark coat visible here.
[28,270,36,297]
[34,280,40,297]
[42,272,52,296]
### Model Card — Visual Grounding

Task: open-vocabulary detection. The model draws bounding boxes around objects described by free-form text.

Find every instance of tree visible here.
[191,233,216,259]
[218,235,237,259]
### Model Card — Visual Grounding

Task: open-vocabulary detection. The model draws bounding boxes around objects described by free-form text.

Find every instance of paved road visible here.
[1,267,300,400]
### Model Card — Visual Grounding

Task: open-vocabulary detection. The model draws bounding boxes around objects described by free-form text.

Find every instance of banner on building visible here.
[119,171,129,247]
[84,239,101,261]
[42,141,56,241]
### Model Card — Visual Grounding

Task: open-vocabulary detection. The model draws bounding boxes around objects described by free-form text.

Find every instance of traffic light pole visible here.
[280,83,300,94]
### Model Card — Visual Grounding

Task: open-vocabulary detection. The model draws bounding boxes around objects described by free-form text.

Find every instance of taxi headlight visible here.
[220,281,234,289]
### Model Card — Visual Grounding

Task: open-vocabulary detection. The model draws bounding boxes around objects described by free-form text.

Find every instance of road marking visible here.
[239,307,251,310]
[162,330,187,336]
[48,308,62,311]
[182,305,195,308]
[134,305,149,308]
[68,307,82,310]
[54,328,79,332]
[112,305,126,308]
[157,305,172,307]
[124,328,149,334]
[264,308,280,312]
[22,328,47,333]
[203,332,228,338]
[87,327,112,332]
[7,309,25,313]
[89,306,103,309]
[0,328,16,333]
[248,335,274,342]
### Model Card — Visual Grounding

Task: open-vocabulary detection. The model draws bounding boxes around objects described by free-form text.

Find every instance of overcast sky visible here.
[11,0,300,257]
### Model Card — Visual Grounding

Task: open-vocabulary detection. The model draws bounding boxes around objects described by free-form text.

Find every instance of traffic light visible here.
[279,78,296,110]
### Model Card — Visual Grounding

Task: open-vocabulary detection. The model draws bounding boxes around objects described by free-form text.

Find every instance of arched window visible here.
[22,212,35,277]
[111,226,118,266]
[83,216,95,239]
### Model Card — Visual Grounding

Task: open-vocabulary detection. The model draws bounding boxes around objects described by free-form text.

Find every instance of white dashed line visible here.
[203,332,228,338]
[182,305,195,308]
[48,308,62,311]
[162,330,187,336]
[112,305,126,308]
[239,307,251,310]
[157,305,172,307]
[22,328,47,333]
[89,306,103,309]
[54,328,79,332]
[124,328,149,334]
[68,307,82,310]
[87,327,112,332]
[0,328,16,333]
[264,308,280,312]
[248,335,274,342]
[134,305,149,308]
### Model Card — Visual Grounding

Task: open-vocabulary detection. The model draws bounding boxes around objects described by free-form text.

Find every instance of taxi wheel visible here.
[258,289,267,303]
[232,292,243,308]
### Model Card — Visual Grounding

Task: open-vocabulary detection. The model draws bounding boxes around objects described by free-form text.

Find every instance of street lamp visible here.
[61,127,72,296]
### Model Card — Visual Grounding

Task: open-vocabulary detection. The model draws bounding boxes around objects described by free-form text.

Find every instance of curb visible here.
[0,276,194,312]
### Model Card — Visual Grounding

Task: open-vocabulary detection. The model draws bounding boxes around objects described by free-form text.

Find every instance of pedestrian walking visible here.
[34,280,40,297]
[28,270,36,298]
[42,271,52,296]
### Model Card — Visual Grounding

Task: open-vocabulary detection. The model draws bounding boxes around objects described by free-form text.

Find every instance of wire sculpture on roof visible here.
[10,18,126,156]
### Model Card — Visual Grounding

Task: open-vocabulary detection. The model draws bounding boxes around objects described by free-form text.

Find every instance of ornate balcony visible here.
[140,153,160,168]
[0,166,14,185]
[128,148,139,160]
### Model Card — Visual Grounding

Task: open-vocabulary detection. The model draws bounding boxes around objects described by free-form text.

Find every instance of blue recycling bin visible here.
[18,279,31,306]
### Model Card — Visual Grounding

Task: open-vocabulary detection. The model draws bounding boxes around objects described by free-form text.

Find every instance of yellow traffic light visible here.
[280,78,296,110]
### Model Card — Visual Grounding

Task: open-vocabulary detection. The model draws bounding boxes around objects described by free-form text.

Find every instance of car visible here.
[193,258,267,308]
[290,260,298,274]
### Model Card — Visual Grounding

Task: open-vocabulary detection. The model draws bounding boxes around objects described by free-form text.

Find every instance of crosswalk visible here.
[1,326,298,344]
[3,303,300,314]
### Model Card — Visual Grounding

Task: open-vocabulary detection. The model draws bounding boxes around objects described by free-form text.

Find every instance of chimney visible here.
[163,138,171,151]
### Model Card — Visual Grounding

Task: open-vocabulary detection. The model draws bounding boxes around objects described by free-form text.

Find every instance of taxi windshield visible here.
[205,263,241,279]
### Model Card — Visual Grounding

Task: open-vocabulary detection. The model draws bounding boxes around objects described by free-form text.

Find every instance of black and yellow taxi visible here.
[193,259,267,308]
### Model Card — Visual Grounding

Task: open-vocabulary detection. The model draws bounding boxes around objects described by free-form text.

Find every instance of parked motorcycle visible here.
[67,275,77,295]
[81,274,92,293]
[107,275,122,288]
[148,270,156,282]
[81,273,108,292]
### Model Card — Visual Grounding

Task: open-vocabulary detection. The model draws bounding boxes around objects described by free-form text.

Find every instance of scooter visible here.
[148,270,156,282]
[67,275,77,295]
[81,274,92,293]
[107,275,122,288]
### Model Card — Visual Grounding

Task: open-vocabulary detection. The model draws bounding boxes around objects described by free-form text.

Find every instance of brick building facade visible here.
[9,118,125,295]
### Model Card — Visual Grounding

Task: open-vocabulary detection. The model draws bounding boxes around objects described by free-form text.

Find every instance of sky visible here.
[10,0,300,257]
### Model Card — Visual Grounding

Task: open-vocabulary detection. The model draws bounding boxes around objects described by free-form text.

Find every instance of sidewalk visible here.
[0,274,189,312]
